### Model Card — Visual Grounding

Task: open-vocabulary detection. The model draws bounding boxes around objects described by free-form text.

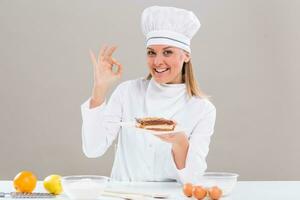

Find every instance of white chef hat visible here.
[141,6,200,53]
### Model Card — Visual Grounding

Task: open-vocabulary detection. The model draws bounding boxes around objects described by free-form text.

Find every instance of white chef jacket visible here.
[81,77,216,184]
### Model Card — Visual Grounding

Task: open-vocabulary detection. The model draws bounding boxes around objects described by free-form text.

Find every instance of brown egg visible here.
[192,185,207,200]
[182,183,193,197]
[208,186,223,200]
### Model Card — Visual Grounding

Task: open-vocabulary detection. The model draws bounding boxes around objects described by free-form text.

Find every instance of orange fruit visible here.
[13,171,37,193]
[182,183,193,197]
[192,185,207,200]
[208,186,223,200]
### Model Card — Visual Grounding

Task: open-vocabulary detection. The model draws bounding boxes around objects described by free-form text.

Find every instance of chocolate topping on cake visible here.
[136,117,176,131]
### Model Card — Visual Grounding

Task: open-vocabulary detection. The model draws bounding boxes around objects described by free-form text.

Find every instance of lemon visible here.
[43,175,63,195]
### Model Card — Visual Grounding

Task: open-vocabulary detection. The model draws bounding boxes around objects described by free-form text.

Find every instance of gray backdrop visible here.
[0,0,299,181]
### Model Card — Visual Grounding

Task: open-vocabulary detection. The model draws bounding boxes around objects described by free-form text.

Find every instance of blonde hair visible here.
[146,60,207,98]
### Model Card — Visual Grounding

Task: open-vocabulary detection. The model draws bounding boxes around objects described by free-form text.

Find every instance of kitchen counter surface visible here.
[1,180,300,199]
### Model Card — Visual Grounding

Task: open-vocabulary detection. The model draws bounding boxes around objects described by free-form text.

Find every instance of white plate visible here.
[134,125,185,135]
[113,121,185,135]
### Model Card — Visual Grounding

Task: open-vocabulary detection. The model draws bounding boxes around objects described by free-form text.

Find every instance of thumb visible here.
[112,58,123,78]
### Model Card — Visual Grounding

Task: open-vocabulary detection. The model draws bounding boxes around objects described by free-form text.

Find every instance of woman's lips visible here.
[154,68,170,75]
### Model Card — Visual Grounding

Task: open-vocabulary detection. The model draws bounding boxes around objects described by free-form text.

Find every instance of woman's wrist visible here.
[89,85,109,108]
[172,139,189,169]
[172,139,189,152]
[89,97,105,108]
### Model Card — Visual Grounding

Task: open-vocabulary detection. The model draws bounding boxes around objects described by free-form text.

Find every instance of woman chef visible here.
[81,6,216,184]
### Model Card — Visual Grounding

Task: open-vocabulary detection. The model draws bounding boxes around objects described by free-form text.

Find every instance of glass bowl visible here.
[61,175,110,200]
[197,172,239,196]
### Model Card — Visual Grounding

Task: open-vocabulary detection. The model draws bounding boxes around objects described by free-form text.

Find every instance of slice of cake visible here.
[136,117,176,131]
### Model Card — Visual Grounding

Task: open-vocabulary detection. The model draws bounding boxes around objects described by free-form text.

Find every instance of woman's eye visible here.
[163,50,173,56]
[147,51,156,56]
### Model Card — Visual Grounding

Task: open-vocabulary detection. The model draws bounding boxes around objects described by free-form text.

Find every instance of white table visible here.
[1,181,300,199]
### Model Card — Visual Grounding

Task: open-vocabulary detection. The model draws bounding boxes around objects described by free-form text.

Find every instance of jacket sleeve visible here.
[175,105,216,184]
[81,84,124,158]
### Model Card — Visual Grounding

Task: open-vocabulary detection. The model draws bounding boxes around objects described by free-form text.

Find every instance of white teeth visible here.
[155,68,168,73]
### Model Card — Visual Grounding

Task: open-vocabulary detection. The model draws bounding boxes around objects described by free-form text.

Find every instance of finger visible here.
[157,134,169,140]
[155,135,163,139]
[89,49,97,68]
[159,138,168,142]
[112,58,122,69]
[104,45,117,58]
[160,133,170,137]
[98,45,108,63]
[158,136,172,143]
[156,135,166,141]
[110,58,122,77]
[112,58,121,66]
[162,134,174,140]
[116,64,123,78]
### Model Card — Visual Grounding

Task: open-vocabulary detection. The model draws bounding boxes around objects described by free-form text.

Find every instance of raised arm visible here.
[89,45,123,108]
[81,45,124,158]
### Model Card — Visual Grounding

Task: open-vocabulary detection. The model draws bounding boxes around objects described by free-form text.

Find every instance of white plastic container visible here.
[197,172,239,196]
[61,175,109,199]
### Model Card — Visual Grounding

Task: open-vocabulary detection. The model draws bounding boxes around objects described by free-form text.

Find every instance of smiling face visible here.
[147,45,190,84]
